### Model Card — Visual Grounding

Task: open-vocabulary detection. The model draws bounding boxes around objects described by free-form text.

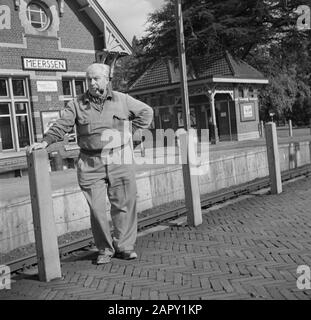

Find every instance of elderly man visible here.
[28,63,153,264]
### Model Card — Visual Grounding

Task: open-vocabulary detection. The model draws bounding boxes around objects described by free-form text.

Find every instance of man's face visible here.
[86,65,110,97]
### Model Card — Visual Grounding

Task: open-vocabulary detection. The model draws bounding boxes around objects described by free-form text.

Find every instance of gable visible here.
[0,0,132,56]
[76,0,132,55]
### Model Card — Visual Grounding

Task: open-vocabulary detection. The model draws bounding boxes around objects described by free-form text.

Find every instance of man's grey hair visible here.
[86,63,110,78]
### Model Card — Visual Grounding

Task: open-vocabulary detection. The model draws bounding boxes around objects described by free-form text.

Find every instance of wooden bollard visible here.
[289,119,293,137]
[139,130,145,157]
[265,122,282,194]
[50,151,63,171]
[178,130,202,226]
[26,149,62,282]
[260,121,264,137]
[289,143,295,169]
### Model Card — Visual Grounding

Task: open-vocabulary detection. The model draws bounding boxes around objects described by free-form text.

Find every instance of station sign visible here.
[22,57,67,71]
[240,102,256,122]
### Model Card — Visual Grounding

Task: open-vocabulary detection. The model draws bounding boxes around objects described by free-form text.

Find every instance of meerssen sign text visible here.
[22,57,67,71]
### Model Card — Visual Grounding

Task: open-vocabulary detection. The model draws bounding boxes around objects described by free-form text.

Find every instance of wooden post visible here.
[295,142,300,167]
[289,142,295,169]
[260,121,264,137]
[0,129,2,152]
[50,151,63,171]
[289,119,293,137]
[265,122,282,194]
[26,149,62,282]
[139,129,145,157]
[210,92,219,144]
[175,0,202,226]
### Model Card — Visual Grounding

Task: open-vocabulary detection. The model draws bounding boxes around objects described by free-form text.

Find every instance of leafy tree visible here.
[291,96,311,125]
[112,36,147,92]
[140,0,306,62]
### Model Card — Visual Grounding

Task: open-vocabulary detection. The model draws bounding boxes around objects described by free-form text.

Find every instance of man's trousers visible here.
[77,145,137,255]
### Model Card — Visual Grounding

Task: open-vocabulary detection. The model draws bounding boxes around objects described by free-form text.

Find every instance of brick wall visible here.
[59,0,103,51]
[0,0,100,72]
[0,0,24,44]
[233,87,260,140]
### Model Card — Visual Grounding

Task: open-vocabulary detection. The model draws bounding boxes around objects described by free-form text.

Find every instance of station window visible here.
[26,2,51,31]
[0,79,8,97]
[0,103,14,150]
[0,78,32,152]
[12,79,26,97]
[75,80,85,96]
[62,79,72,97]
[62,78,87,143]
[62,78,86,98]
[248,86,255,98]
[238,87,244,98]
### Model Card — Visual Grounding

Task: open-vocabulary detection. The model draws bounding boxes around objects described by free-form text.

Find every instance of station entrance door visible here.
[215,94,237,141]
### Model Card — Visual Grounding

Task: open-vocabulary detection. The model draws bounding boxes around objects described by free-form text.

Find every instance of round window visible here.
[26,2,51,31]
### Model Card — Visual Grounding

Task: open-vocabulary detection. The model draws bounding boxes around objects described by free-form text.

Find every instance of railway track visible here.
[6,164,311,274]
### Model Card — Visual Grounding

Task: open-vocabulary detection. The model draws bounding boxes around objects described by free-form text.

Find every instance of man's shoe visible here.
[96,252,113,265]
[115,250,137,260]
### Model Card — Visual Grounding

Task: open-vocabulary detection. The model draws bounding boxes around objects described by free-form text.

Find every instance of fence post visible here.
[50,151,63,171]
[0,130,2,152]
[178,130,203,226]
[26,149,62,282]
[265,122,282,194]
[260,121,264,137]
[288,119,293,137]
[289,143,295,169]
[139,130,145,157]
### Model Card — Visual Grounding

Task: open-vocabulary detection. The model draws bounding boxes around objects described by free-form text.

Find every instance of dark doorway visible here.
[159,107,173,130]
[215,94,237,141]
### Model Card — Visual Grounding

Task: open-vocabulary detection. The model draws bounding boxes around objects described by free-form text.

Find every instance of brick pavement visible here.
[1,177,311,300]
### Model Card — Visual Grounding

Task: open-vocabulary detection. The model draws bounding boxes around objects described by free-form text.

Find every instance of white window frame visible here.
[0,77,33,152]
[62,78,87,144]
[0,102,15,151]
[26,2,51,31]
[12,78,27,98]
[0,78,9,99]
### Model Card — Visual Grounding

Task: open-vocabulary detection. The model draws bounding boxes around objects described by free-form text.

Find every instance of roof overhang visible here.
[129,77,269,95]
[76,0,132,55]
[212,77,269,84]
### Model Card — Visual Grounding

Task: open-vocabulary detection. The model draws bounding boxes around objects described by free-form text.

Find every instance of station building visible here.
[129,51,268,143]
[0,0,132,175]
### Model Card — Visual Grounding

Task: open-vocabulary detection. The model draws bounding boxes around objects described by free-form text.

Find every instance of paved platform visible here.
[1,176,311,300]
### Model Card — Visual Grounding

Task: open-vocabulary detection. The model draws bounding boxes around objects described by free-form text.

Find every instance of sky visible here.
[98,0,165,44]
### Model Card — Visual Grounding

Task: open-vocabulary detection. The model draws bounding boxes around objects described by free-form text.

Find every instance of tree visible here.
[249,24,311,122]
[112,36,147,92]
[291,96,311,125]
[140,0,306,62]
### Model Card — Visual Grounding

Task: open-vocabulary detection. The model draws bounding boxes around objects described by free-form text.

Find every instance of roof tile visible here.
[129,51,266,91]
